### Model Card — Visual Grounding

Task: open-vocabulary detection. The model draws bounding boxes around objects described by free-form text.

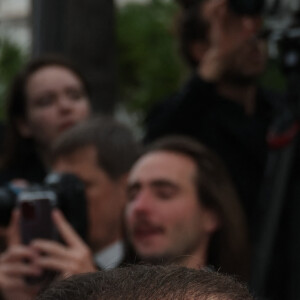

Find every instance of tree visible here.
[116,0,187,124]
[0,38,26,119]
[32,0,116,113]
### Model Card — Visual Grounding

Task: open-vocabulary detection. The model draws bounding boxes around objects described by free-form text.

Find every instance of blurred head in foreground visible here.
[37,265,254,300]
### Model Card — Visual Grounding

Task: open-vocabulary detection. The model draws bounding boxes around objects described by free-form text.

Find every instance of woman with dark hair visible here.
[0,55,91,184]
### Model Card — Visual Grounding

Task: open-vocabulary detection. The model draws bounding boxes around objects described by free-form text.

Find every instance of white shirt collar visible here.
[94,241,124,270]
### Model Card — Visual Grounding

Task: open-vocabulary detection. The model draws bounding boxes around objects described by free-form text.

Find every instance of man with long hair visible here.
[125,136,249,280]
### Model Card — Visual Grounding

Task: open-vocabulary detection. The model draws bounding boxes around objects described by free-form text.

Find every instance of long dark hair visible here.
[145,136,250,280]
[1,54,91,171]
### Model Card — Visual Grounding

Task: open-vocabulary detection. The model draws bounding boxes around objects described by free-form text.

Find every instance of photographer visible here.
[0,54,92,256]
[0,209,94,300]
[145,0,284,239]
[0,117,139,300]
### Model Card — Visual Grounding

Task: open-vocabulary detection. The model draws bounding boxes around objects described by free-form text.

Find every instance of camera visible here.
[230,0,300,74]
[180,0,300,17]
[0,173,87,241]
[229,0,263,15]
[230,0,300,17]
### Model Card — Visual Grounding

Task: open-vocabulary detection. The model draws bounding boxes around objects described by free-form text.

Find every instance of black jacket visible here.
[145,74,284,238]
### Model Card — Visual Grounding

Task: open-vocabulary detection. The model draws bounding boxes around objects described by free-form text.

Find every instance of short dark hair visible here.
[37,265,254,300]
[1,54,91,170]
[52,116,140,180]
[144,136,250,280]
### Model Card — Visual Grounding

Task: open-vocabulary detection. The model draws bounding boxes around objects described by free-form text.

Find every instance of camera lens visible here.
[229,0,264,15]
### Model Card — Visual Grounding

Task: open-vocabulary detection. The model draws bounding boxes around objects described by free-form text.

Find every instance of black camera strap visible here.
[251,71,300,297]
[251,126,298,295]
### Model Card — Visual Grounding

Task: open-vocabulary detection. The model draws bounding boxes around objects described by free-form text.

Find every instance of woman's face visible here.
[19,65,91,148]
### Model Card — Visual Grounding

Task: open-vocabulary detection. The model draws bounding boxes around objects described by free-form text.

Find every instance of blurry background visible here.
[0,0,286,133]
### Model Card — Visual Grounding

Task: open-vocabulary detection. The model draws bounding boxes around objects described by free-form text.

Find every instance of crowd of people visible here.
[0,0,296,299]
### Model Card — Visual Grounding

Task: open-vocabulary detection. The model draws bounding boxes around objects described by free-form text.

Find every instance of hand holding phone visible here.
[18,190,57,245]
[30,209,96,278]
[0,210,42,300]
[18,189,95,281]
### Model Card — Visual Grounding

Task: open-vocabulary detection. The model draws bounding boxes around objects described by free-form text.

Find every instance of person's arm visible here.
[199,0,262,81]
[0,210,41,300]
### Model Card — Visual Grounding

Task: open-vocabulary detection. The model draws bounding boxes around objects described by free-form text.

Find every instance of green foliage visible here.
[116,0,187,122]
[116,0,287,125]
[0,39,26,119]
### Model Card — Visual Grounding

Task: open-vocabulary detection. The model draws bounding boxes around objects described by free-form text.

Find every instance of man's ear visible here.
[17,118,32,138]
[203,208,221,234]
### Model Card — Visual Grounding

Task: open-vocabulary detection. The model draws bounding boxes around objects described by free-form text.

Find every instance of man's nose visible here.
[131,190,154,215]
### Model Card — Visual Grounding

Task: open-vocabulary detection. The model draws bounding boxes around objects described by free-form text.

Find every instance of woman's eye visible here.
[67,89,86,100]
[33,95,55,107]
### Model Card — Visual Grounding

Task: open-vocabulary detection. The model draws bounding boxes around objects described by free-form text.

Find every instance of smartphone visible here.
[18,189,58,285]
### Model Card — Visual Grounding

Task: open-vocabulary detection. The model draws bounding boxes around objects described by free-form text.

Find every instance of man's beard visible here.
[137,254,172,266]
[221,70,259,86]
[137,252,195,267]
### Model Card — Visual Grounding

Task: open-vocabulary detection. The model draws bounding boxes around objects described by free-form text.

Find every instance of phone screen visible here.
[19,190,56,244]
[18,189,58,285]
